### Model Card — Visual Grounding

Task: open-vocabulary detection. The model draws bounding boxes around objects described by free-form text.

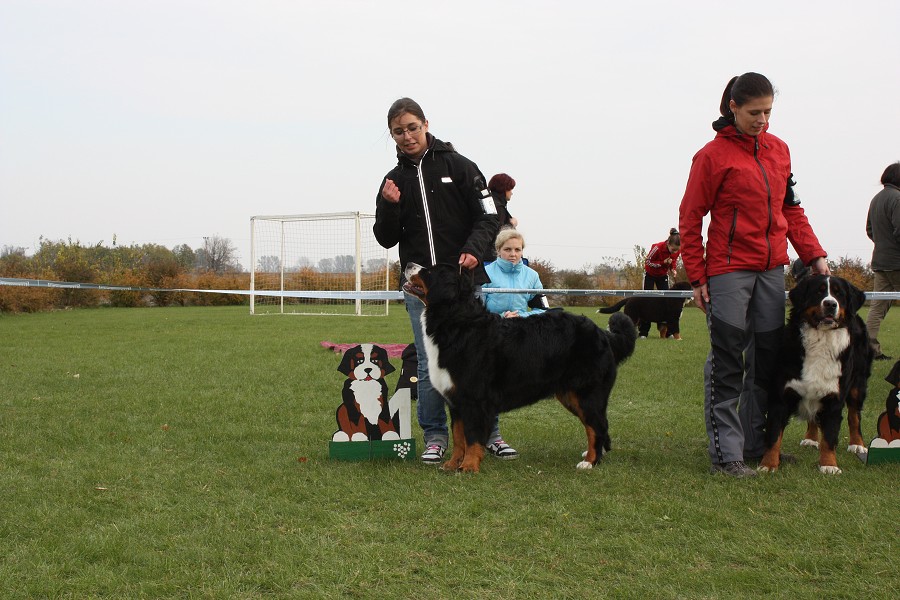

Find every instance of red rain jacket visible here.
[678,121,826,288]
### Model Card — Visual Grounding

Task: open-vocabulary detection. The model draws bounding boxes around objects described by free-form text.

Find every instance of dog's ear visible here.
[847,280,866,314]
[337,345,361,376]
[370,345,396,375]
[787,275,811,307]
[458,266,475,296]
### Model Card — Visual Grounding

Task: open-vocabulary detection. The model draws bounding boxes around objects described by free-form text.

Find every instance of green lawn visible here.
[1,305,896,599]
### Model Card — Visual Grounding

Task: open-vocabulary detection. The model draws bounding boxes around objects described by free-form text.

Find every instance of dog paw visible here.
[847,444,867,455]
[799,438,819,448]
[332,431,350,442]
[818,465,843,475]
[756,465,777,473]
[382,431,400,441]
[575,460,594,470]
[350,432,369,442]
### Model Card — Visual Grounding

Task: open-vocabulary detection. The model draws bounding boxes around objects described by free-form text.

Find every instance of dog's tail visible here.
[598,299,628,314]
[606,312,637,364]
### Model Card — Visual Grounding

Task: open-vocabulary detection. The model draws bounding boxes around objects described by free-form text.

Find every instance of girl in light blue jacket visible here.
[484,229,545,318]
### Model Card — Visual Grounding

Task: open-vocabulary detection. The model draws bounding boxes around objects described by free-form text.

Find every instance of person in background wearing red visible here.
[639,228,681,338]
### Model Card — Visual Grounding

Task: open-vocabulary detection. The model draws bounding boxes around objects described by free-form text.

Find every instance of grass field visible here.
[1,304,897,599]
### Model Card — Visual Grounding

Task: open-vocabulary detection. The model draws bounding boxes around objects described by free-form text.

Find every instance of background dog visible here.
[598,281,692,339]
[404,262,636,473]
[759,274,873,474]
[332,343,399,442]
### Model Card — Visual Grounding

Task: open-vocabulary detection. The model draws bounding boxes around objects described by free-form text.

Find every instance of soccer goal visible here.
[249,212,392,316]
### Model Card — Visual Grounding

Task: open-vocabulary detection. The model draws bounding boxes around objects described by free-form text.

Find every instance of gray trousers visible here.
[865,270,900,357]
[703,269,785,464]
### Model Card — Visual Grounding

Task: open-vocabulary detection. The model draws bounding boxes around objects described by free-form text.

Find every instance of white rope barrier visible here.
[5,277,900,301]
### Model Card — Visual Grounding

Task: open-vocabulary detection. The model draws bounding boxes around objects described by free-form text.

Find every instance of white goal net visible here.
[250,212,391,315]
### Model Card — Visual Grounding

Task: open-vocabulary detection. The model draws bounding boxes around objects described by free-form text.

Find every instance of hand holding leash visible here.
[458,253,478,270]
[809,256,830,276]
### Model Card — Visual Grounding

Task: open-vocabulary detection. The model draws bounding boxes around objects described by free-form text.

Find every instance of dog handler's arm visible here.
[809,256,830,276]
[459,253,478,270]
[693,284,709,314]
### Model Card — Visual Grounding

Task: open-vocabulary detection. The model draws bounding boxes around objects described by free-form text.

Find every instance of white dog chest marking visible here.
[420,312,455,401]
[785,324,850,421]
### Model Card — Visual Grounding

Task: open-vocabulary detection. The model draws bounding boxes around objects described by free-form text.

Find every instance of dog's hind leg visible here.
[442,416,467,471]
[845,386,867,455]
[559,390,610,470]
[800,421,820,448]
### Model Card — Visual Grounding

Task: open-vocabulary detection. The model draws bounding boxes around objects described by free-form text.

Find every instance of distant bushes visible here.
[0,239,880,313]
[1,238,248,313]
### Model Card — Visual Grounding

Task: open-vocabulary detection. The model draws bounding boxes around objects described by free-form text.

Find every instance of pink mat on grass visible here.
[320,341,410,357]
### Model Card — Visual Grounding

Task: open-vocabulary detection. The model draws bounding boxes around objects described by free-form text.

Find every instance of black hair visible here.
[719,72,775,119]
[882,162,900,187]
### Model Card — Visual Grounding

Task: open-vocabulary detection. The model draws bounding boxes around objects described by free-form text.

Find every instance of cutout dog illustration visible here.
[759,275,873,475]
[876,360,900,444]
[332,344,400,442]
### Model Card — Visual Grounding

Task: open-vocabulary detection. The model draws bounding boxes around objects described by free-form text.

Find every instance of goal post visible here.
[249,212,391,316]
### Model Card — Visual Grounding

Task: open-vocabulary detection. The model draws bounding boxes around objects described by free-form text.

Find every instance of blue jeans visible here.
[404,291,501,449]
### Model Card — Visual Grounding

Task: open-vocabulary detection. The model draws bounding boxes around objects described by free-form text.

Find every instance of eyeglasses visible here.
[391,122,424,138]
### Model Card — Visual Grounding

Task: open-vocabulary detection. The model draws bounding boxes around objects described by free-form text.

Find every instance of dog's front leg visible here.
[817,399,844,475]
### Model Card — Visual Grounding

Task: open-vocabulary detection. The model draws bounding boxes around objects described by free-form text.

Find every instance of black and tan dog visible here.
[403,262,636,472]
[759,274,873,474]
[598,281,693,339]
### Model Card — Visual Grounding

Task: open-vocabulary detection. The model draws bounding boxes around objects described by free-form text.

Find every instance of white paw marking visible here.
[847,444,867,454]
[799,438,819,448]
[818,465,842,475]
[757,465,776,473]
[332,431,350,442]
[350,432,369,441]
[382,431,400,441]
[575,461,594,470]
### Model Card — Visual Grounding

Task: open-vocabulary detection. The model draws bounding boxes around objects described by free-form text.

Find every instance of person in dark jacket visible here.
[374,98,515,464]
[488,173,518,230]
[678,73,829,478]
[865,161,900,360]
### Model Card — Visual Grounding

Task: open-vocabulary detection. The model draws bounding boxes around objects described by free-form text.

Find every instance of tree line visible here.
[0,238,875,313]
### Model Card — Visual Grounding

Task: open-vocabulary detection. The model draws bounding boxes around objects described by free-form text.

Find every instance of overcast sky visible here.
[2,0,898,272]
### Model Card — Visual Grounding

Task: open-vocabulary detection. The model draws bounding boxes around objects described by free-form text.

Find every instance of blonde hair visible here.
[495,227,525,252]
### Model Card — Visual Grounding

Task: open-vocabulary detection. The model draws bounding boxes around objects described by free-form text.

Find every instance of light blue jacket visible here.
[483,258,545,318]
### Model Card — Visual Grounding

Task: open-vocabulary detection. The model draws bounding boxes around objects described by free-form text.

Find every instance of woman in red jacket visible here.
[640,228,681,338]
[678,72,829,478]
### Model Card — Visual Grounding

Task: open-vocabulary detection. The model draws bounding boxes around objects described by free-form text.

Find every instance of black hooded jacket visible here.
[374,134,499,285]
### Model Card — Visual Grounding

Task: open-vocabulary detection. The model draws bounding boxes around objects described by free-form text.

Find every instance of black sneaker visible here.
[420,444,445,464]
[486,439,519,460]
[710,461,758,478]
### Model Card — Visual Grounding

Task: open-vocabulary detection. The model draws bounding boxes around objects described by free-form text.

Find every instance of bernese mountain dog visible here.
[403,262,636,473]
[598,281,693,339]
[759,274,873,475]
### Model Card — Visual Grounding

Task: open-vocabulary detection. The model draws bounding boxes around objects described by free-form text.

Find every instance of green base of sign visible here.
[865,445,900,465]
[329,439,417,461]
